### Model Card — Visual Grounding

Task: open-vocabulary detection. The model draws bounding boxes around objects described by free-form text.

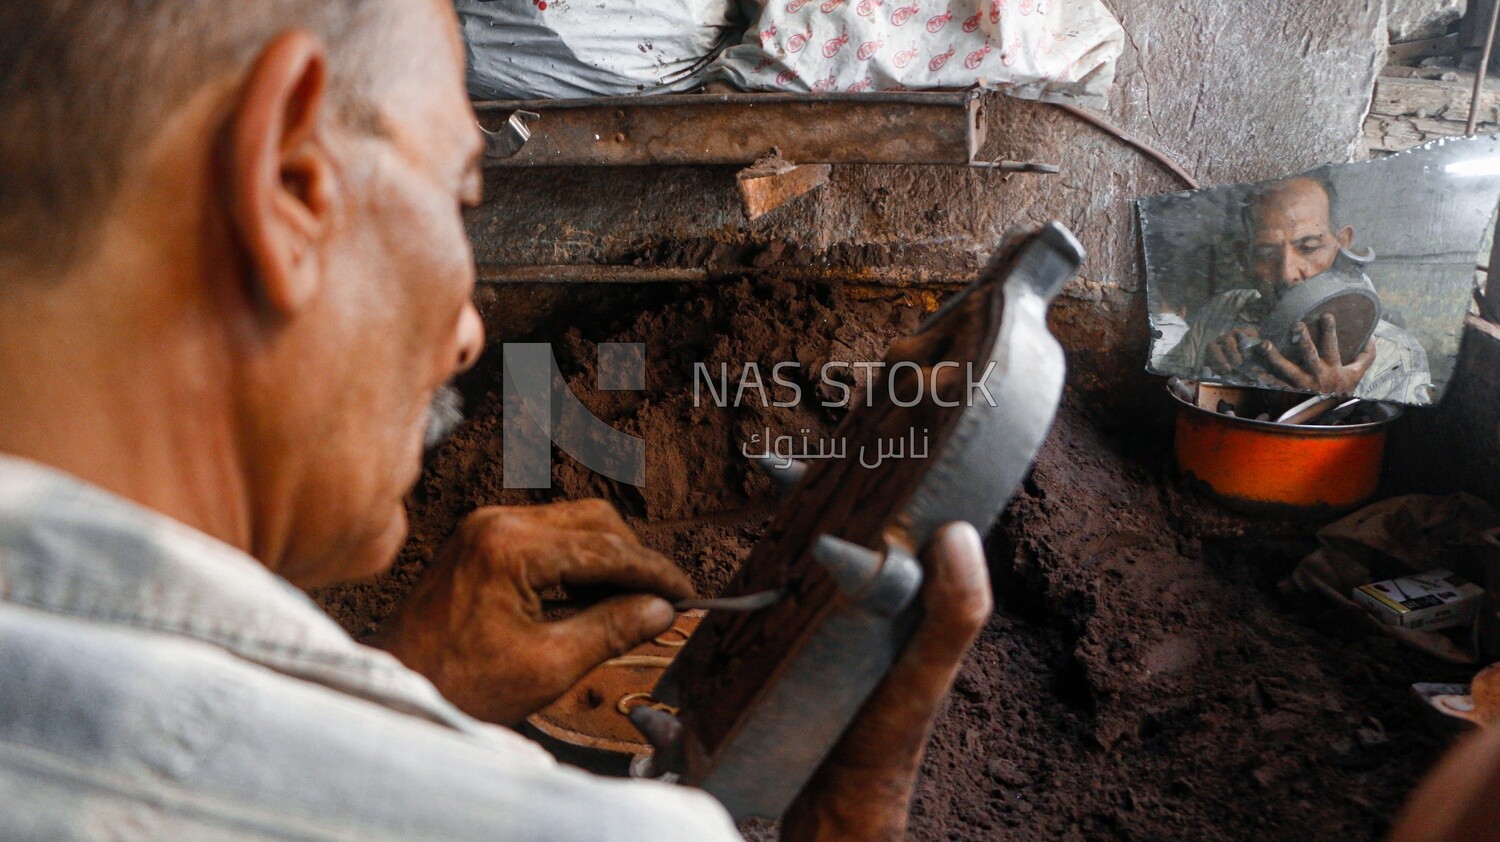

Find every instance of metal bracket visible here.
[475,91,989,168]
[480,110,540,160]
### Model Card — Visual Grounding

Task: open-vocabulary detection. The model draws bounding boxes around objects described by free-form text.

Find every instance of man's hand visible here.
[1256,313,1375,395]
[1205,326,1261,375]
[781,522,992,841]
[367,500,695,726]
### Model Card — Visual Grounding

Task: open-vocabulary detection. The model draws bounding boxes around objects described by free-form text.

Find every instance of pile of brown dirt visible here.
[909,404,1469,839]
[316,278,1471,840]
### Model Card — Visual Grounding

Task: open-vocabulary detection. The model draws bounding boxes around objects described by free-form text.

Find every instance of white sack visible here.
[707,0,1123,105]
[458,0,741,99]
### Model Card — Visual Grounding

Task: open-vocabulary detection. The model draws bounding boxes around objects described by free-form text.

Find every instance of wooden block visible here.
[736,157,832,221]
[1370,75,1500,122]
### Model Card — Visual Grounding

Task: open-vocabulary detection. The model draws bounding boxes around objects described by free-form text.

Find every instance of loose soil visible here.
[316,278,1472,840]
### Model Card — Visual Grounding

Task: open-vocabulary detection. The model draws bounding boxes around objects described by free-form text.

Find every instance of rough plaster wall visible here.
[467,0,1385,415]
[1387,0,1464,42]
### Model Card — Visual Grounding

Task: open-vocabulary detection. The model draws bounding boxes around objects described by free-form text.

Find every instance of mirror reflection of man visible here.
[1163,174,1433,404]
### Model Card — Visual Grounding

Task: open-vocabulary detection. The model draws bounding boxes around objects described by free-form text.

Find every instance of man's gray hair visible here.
[0,0,402,277]
[1240,167,1342,237]
[424,384,465,451]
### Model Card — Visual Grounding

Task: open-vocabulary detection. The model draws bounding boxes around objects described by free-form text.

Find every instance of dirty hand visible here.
[1256,313,1375,395]
[1205,327,1262,375]
[781,521,992,841]
[367,500,695,726]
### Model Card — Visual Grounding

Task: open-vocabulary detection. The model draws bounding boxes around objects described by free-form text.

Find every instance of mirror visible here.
[1139,135,1500,406]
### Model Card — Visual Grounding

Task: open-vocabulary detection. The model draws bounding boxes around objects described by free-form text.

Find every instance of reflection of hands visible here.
[1256,313,1375,395]
[1205,327,1261,375]
[367,501,696,726]
[781,523,991,841]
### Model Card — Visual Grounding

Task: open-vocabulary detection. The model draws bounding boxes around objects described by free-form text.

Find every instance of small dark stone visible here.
[986,758,1033,788]
[1251,766,1277,789]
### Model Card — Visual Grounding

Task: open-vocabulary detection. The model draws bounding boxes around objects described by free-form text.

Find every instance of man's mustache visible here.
[424,384,464,451]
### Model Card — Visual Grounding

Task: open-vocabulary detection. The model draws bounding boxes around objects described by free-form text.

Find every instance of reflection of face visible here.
[278,0,485,586]
[1249,177,1354,302]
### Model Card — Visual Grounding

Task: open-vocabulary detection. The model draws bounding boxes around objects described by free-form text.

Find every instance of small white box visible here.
[1353,569,1484,632]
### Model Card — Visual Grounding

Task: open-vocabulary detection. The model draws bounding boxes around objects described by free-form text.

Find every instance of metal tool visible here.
[643,222,1080,820]
[1309,397,1364,426]
[971,160,1062,173]
[673,589,786,613]
[1276,394,1343,425]
[753,455,806,495]
[1470,0,1500,136]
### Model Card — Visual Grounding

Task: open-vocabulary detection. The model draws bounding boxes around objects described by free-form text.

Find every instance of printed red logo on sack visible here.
[964,41,991,69]
[855,0,884,17]
[856,36,884,61]
[753,56,775,72]
[777,68,801,85]
[1001,37,1020,65]
[847,75,876,92]
[893,43,919,67]
[758,24,779,44]
[928,45,955,71]
[811,71,839,92]
[820,0,848,13]
[823,27,850,57]
[786,0,814,13]
[989,0,1001,23]
[891,2,920,26]
[962,11,981,31]
[926,8,953,32]
[787,24,814,52]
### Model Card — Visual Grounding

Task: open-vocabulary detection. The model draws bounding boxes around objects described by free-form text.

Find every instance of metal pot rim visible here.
[1167,382,1402,435]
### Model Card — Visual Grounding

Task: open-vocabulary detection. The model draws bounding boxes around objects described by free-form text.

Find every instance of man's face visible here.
[1248,177,1354,302]
[276,1,484,586]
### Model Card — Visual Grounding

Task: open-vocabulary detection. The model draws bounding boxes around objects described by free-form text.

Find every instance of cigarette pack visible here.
[1353,569,1483,632]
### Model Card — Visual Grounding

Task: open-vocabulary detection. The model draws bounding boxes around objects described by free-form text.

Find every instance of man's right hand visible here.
[366,500,695,726]
[1256,313,1376,395]
[781,522,992,841]
[1205,326,1262,375]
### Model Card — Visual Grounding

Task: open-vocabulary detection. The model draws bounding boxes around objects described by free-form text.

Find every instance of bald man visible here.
[1163,175,1433,404]
[0,2,991,838]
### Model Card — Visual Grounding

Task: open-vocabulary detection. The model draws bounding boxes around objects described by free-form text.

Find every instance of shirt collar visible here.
[0,455,474,730]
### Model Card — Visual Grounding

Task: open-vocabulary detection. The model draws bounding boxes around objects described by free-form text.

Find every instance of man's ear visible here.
[1335,224,1354,250]
[225,31,336,318]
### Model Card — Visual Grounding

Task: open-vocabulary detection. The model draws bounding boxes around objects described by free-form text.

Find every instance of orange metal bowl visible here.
[1170,386,1400,514]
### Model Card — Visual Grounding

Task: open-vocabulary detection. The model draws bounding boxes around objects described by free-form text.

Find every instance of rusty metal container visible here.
[1170,384,1401,514]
